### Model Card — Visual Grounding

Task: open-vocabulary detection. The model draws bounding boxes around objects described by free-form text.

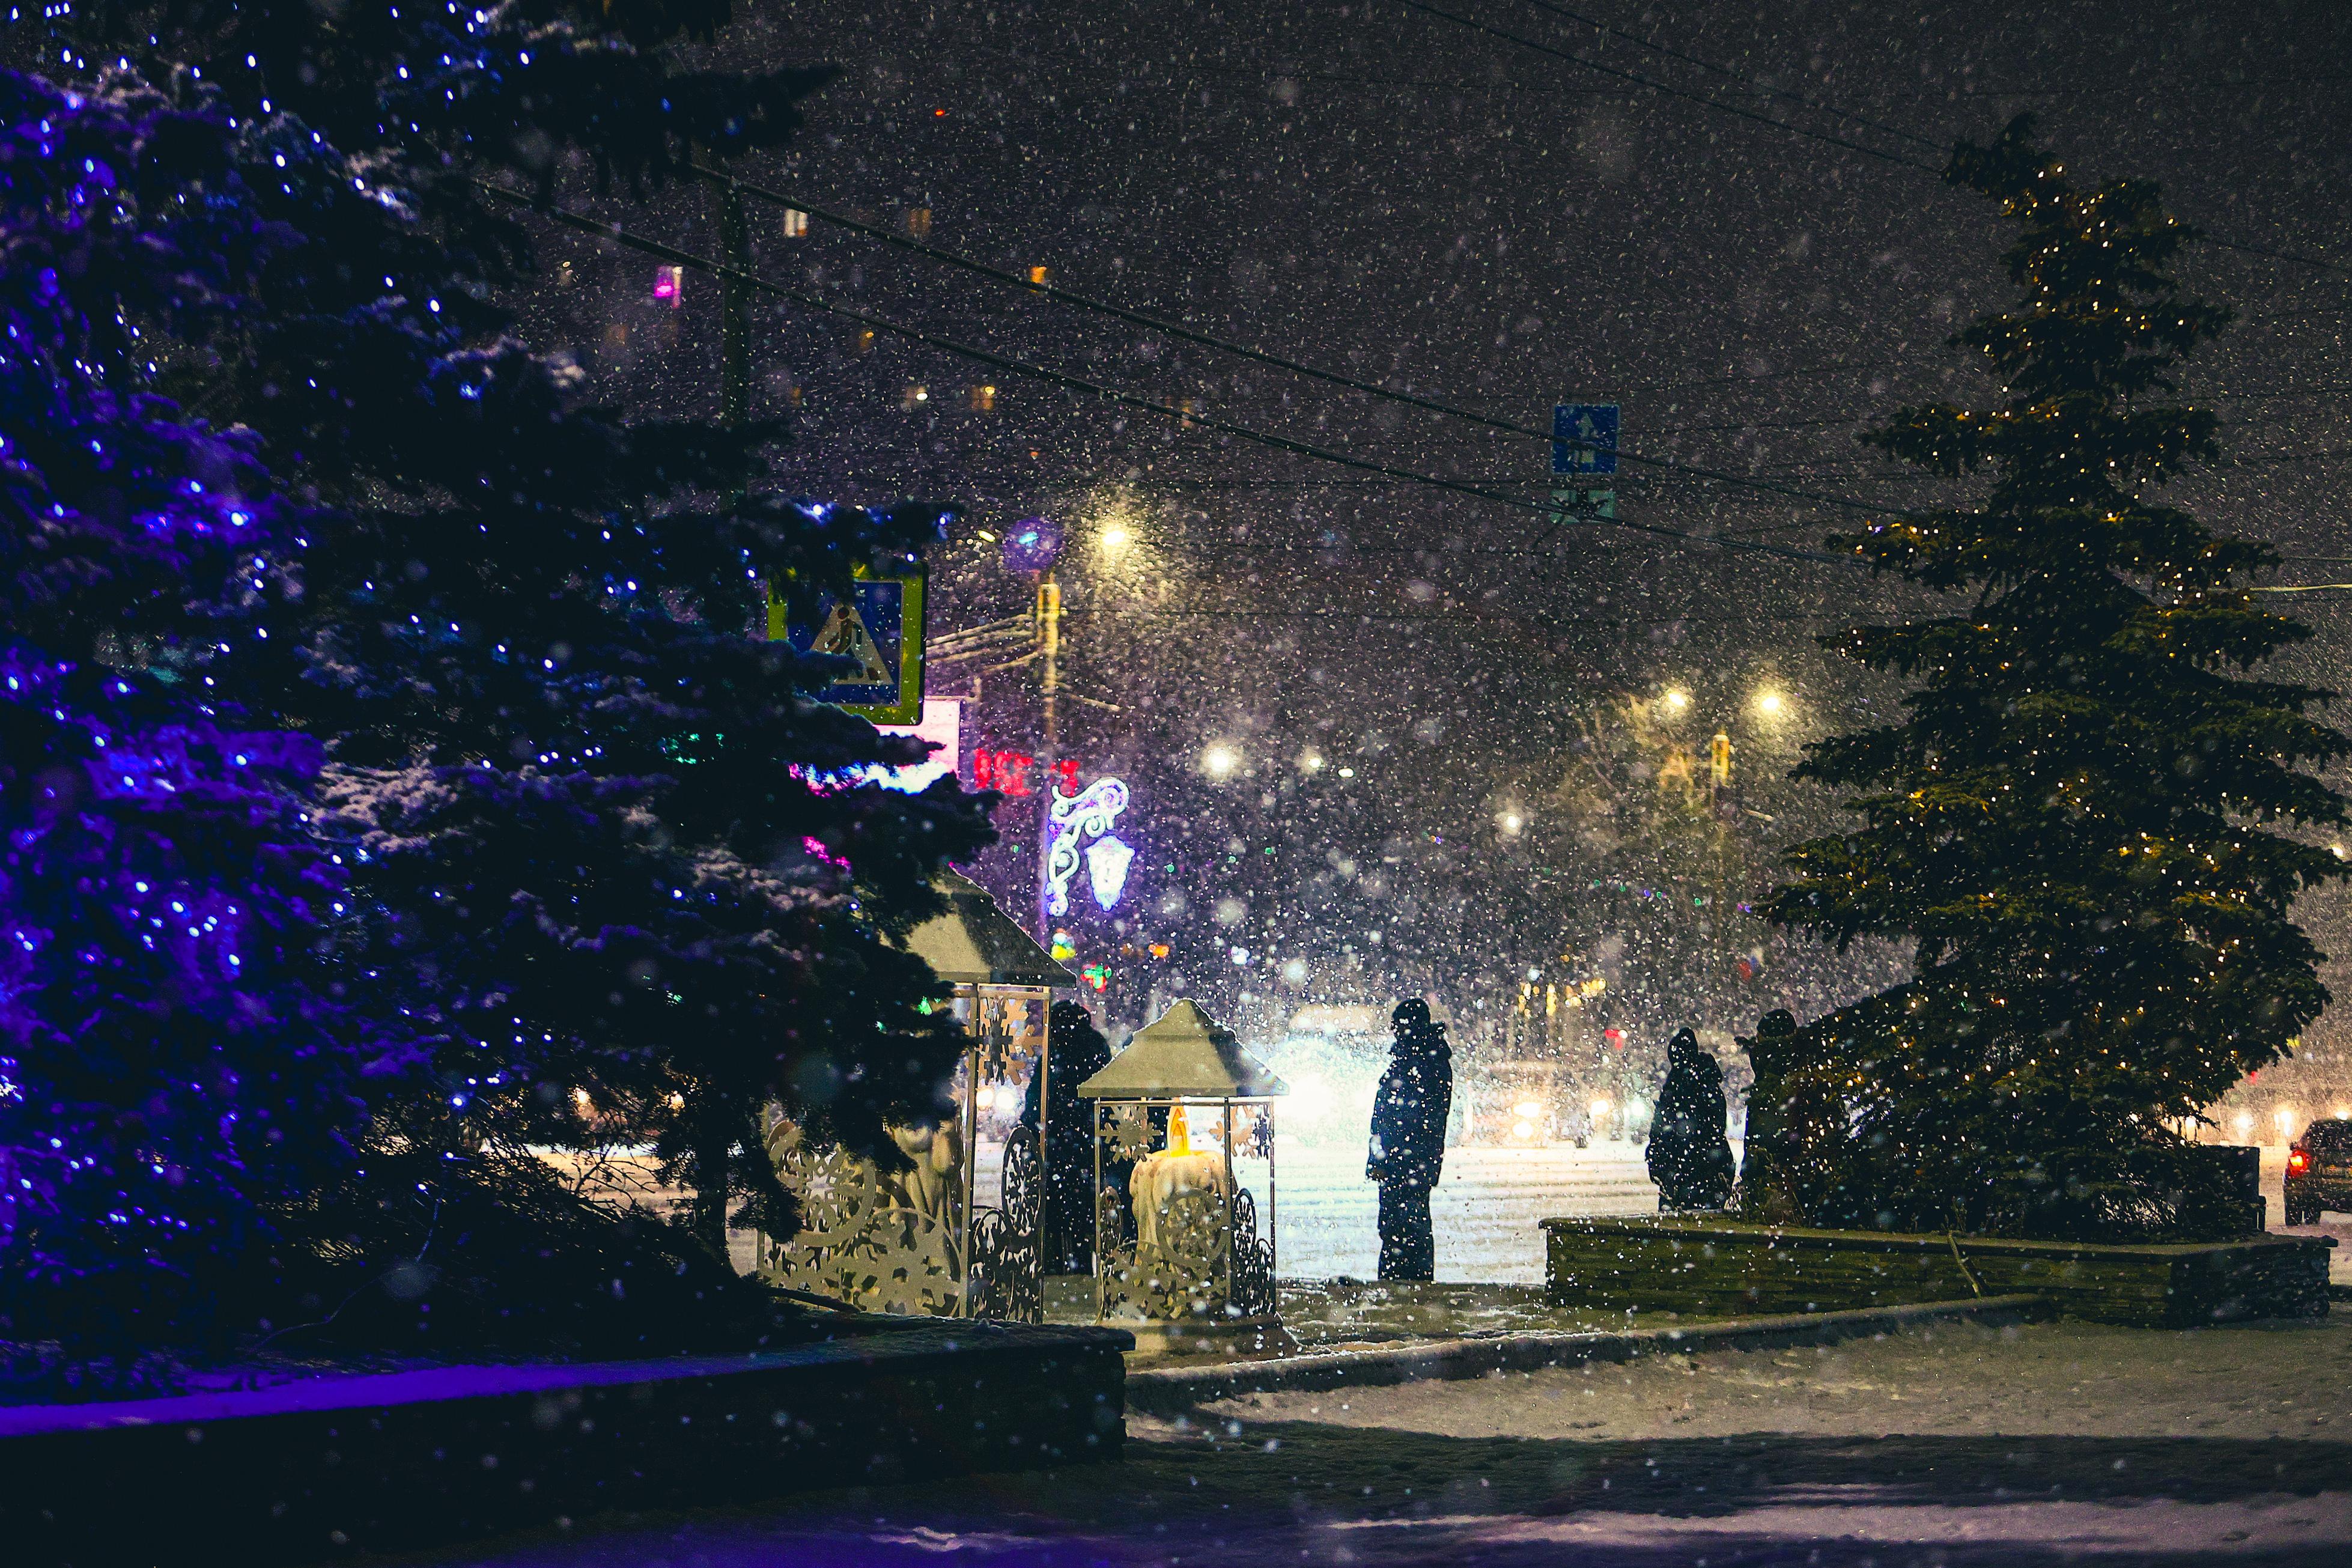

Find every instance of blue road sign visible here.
[769,565,928,723]
[1553,403,1620,475]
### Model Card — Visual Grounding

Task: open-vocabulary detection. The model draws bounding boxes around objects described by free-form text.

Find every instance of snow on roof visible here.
[900,868,1074,988]
[1077,999,1289,1099]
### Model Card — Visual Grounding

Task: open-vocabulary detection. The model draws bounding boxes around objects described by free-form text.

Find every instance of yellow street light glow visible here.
[1513,1120,1537,1140]
[1513,1101,1542,1119]
[1664,688,1690,711]
[1500,811,1524,834]
[1100,524,1132,552]
[1755,690,1784,715]
[1202,743,1241,779]
[1588,1097,1612,1120]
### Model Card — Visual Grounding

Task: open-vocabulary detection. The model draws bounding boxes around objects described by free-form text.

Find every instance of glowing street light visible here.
[1202,743,1242,780]
[1664,688,1691,711]
[1099,523,1133,553]
[1754,689,1785,717]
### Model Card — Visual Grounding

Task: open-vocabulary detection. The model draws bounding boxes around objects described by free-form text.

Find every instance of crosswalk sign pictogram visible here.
[770,563,928,723]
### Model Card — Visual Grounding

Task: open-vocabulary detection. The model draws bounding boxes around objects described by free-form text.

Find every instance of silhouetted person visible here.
[1647,1028,1736,1211]
[1368,998,1453,1281]
[1020,1000,1116,1272]
[1734,1009,1800,1220]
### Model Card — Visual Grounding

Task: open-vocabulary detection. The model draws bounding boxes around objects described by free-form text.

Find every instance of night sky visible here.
[515,1,2352,1059]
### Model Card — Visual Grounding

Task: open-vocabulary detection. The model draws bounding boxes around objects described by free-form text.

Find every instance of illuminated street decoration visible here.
[1085,833,1135,910]
[1044,776,1130,917]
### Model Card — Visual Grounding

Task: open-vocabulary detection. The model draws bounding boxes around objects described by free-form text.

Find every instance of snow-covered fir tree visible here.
[20,4,994,1345]
[1766,118,2350,1239]
[0,68,400,1363]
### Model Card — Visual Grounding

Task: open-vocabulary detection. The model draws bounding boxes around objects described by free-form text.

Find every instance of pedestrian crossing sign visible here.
[770,563,927,723]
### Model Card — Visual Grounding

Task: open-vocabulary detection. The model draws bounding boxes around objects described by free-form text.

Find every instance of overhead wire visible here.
[688,163,1954,535]
[1388,0,1945,174]
[476,178,1858,565]
[1507,0,1945,151]
[1397,0,2345,273]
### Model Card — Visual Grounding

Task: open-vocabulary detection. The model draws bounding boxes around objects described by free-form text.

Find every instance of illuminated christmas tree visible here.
[17,4,994,1349]
[0,70,392,1361]
[1766,117,2350,1239]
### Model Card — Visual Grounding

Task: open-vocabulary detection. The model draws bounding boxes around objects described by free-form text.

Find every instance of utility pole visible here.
[1034,569,1062,942]
[707,157,752,431]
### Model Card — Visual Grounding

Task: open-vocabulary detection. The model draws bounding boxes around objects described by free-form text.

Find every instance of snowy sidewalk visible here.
[435,1313,2352,1567]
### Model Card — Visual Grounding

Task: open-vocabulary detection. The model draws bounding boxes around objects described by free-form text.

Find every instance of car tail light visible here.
[2288,1147,2311,1176]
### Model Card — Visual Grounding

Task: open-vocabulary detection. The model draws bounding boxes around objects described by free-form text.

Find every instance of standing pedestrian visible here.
[1019,1000,1116,1272]
[1367,998,1453,1282]
[1647,1028,1736,1211]
[1734,1008,1800,1221]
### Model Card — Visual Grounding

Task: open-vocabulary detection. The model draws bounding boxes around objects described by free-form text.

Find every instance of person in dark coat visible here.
[1647,1028,1736,1211]
[1367,998,1453,1281]
[1733,1008,1800,1220]
[1019,1000,1117,1273]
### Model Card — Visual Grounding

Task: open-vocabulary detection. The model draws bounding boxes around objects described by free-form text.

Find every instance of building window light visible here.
[781,208,809,238]
[902,384,930,411]
[967,383,997,412]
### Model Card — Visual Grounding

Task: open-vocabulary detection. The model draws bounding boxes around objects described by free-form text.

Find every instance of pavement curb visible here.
[1126,1293,2049,1408]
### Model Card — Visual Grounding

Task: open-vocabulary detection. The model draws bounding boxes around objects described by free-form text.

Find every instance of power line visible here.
[1397,0,2347,274]
[694,165,1954,531]
[1509,0,1943,151]
[479,180,1856,566]
[1391,0,1945,174]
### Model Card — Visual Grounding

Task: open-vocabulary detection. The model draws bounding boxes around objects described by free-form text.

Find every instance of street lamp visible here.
[1754,689,1785,717]
[1664,688,1691,712]
[1202,743,1242,780]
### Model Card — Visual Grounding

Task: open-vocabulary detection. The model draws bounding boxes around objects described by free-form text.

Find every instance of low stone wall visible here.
[0,1320,1129,1567]
[1543,1216,2333,1327]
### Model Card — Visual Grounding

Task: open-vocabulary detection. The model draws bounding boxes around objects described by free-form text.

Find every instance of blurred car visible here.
[2283,1118,2352,1225]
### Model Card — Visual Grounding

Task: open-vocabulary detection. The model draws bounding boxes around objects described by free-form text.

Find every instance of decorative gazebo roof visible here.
[902,868,1074,988]
[1076,1000,1288,1099]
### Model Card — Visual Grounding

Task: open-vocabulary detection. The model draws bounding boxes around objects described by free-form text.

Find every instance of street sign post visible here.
[1552,403,1620,475]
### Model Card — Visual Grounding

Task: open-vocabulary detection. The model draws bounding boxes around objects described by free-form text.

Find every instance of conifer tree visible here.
[25,4,995,1332]
[1764,117,2350,1240]
[0,69,395,1362]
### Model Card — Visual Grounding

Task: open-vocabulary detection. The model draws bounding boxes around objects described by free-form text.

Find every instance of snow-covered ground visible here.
[974,1137,1668,1284]
[1267,1140,1665,1283]
[967,1137,2352,1287]
[442,1314,2352,1567]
